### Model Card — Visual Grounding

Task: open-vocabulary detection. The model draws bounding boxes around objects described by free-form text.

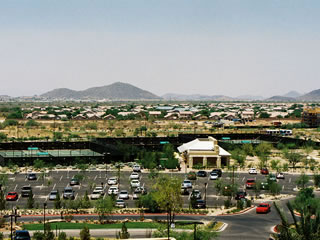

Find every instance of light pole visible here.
[204,182,208,207]
[4,208,20,240]
[43,202,47,233]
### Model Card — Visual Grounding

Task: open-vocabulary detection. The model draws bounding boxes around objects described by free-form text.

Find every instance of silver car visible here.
[49,190,59,201]
[118,190,129,199]
[63,187,75,200]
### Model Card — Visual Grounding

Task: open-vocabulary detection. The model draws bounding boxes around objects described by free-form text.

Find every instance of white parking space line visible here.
[60,176,63,181]
[24,178,27,182]
[75,193,78,199]
[289,178,291,183]
[242,177,245,182]
[14,184,17,191]
[53,183,56,190]
[282,185,284,190]
[94,176,97,181]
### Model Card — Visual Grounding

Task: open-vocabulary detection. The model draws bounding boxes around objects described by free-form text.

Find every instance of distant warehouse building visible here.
[302,107,320,127]
[178,137,231,168]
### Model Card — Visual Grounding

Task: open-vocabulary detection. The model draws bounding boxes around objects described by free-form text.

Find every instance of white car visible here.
[118,190,129,199]
[182,180,192,188]
[248,168,258,174]
[210,172,218,180]
[115,199,126,208]
[107,177,118,185]
[276,172,285,179]
[94,186,104,194]
[108,186,119,195]
[130,180,140,188]
[130,172,140,180]
[133,165,141,172]
[90,190,102,200]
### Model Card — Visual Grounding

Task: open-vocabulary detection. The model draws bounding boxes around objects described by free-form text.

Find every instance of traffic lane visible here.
[216,205,280,240]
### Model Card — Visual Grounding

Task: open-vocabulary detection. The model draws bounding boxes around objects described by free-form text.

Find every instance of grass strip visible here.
[23,222,194,231]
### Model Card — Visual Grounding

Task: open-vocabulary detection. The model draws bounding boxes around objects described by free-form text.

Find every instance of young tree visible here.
[27,189,35,209]
[296,173,310,190]
[54,190,61,209]
[283,151,303,170]
[95,196,115,223]
[269,182,281,196]
[152,176,182,225]
[231,148,247,169]
[116,222,130,239]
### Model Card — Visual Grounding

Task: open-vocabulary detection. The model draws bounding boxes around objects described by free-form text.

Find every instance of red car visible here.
[246,179,256,189]
[6,192,19,201]
[260,168,269,175]
[256,203,271,213]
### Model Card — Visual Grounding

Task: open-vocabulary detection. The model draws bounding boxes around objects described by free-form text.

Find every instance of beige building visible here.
[178,137,231,168]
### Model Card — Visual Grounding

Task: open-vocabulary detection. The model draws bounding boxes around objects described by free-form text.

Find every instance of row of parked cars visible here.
[248,168,285,179]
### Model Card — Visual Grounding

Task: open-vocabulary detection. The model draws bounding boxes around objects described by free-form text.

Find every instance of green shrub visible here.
[224,199,231,209]
[236,200,244,210]
[58,232,67,240]
[80,225,90,240]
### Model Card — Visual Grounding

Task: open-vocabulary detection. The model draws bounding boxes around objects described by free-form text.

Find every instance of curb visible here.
[217,206,255,216]
[215,222,228,232]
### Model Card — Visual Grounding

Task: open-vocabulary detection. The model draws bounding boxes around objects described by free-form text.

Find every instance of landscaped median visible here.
[22,221,195,231]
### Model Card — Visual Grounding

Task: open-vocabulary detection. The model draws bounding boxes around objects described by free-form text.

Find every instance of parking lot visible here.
[2,168,310,209]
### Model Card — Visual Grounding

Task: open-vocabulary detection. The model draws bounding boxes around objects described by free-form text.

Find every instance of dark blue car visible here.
[14,230,31,240]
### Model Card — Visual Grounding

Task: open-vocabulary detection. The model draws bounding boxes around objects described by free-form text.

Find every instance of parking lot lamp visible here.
[204,182,208,206]
[4,208,20,240]
[43,202,47,233]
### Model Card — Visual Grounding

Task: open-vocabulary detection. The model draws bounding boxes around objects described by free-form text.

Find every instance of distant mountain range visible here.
[1,83,320,101]
[161,93,234,101]
[40,82,161,100]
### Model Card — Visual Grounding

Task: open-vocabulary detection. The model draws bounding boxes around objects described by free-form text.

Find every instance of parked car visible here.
[211,169,222,177]
[27,173,37,181]
[130,172,140,180]
[268,174,277,182]
[70,178,80,186]
[133,187,142,199]
[90,190,103,200]
[21,186,32,197]
[256,203,271,213]
[6,192,18,201]
[248,168,257,174]
[191,190,201,199]
[197,171,207,177]
[94,186,104,194]
[14,230,31,240]
[182,180,192,188]
[48,190,59,201]
[261,182,269,190]
[194,199,206,209]
[181,187,189,195]
[115,199,126,208]
[187,171,197,180]
[118,190,129,199]
[209,172,219,180]
[133,165,141,172]
[130,180,140,188]
[246,179,256,189]
[235,191,247,200]
[260,168,269,175]
[108,186,119,195]
[107,177,118,185]
[63,187,75,200]
[276,172,285,179]
[134,186,147,195]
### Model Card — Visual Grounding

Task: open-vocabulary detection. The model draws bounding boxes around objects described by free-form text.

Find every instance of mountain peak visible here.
[41,82,161,100]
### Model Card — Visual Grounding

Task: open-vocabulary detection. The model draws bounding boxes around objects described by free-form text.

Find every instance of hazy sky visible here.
[1,0,320,97]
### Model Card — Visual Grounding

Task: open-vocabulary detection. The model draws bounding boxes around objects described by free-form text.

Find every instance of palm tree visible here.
[272,193,320,239]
